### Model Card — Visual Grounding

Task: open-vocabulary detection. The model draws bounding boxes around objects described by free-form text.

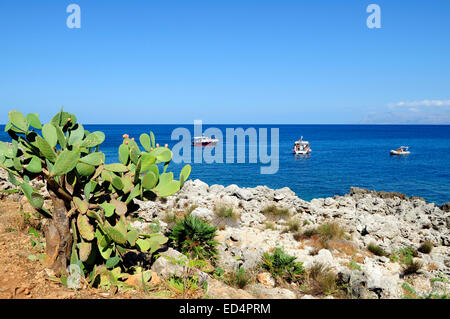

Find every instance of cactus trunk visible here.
[44,190,72,275]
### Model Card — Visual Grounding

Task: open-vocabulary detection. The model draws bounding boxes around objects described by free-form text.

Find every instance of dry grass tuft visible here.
[261,205,290,223]
[367,243,388,256]
[418,241,433,254]
[305,263,339,296]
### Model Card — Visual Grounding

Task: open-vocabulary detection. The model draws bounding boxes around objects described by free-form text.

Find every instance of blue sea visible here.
[1,125,449,205]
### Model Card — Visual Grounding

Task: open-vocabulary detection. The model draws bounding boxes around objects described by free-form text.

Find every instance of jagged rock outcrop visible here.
[133,179,450,299]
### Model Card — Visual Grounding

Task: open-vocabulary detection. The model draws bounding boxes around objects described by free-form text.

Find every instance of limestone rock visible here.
[207,280,254,299]
[256,272,275,288]
[190,207,214,221]
[247,284,296,299]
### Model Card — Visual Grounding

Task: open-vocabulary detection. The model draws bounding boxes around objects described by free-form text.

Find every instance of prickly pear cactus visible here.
[0,108,191,283]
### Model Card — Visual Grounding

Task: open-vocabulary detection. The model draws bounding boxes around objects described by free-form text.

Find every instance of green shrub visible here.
[169,215,218,260]
[261,247,305,283]
[397,246,419,264]
[367,243,387,256]
[212,267,225,280]
[391,246,422,275]
[167,275,202,295]
[418,241,433,254]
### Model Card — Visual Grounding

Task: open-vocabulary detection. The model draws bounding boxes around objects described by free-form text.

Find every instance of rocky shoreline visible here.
[1,167,449,299]
[132,179,450,299]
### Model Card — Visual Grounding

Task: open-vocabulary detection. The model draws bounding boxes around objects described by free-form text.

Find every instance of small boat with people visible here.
[192,135,219,146]
[293,136,311,155]
[390,146,410,155]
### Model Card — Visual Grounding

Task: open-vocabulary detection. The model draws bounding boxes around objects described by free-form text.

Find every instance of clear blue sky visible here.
[1,0,449,124]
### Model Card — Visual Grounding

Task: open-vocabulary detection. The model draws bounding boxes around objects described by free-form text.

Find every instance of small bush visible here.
[163,211,177,223]
[300,222,347,249]
[169,215,218,261]
[307,263,338,295]
[301,222,346,246]
[226,267,251,289]
[167,275,203,297]
[397,246,419,264]
[214,204,238,219]
[367,243,387,256]
[212,203,240,230]
[316,222,346,241]
[402,259,423,276]
[212,267,225,280]
[418,241,433,254]
[389,254,399,263]
[398,247,423,276]
[285,218,300,233]
[261,247,305,283]
[261,205,290,222]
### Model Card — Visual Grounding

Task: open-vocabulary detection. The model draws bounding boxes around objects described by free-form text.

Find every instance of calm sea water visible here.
[1,125,449,205]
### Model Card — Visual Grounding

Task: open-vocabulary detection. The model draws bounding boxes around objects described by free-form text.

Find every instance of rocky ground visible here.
[1,166,449,299]
[133,179,450,299]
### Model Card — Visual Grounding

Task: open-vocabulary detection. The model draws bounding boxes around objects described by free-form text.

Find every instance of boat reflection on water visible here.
[294,153,311,161]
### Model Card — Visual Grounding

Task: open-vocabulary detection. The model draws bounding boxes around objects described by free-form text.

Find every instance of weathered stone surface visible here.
[207,280,255,299]
[191,207,214,221]
[151,248,186,278]
[362,259,401,299]
[247,284,297,299]
[257,272,275,288]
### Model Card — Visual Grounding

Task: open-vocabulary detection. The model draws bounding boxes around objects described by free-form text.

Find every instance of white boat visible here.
[192,135,219,146]
[390,146,410,155]
[293,136,311,155]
